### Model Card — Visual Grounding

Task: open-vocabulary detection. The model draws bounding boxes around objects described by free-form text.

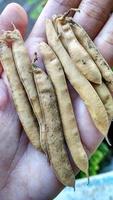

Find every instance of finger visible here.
[0,3,28,36]
[0,3,28,75]
[74,97,103,155]
[26,0,81,57]
[73,0,113,39]
[94,13,113,66]
[28,0,81,39]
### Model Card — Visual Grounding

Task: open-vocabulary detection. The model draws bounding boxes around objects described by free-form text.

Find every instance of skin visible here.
[0,0,113,199]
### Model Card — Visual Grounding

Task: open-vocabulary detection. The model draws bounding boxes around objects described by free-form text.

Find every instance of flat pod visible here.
[54,16,102,85]
[33,65,47,154]
[46,19,109,136]
[94,82,113,121]
[69,19,113,92]
[33,66,75,187]
[40,42,89,176]
[3,28,43,136]
[0,40,41,150]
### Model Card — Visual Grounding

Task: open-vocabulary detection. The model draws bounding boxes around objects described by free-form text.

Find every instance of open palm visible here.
[0,1,113,199]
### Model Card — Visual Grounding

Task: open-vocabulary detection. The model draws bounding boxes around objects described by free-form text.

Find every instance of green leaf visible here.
[30,0,47,19]
[77,142,111,179]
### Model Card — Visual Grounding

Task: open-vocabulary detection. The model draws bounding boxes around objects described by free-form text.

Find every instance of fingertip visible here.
[0,3,28,37]
[0,3,28,76]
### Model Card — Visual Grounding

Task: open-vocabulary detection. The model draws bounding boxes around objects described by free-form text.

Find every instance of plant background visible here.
[0,0,113,178]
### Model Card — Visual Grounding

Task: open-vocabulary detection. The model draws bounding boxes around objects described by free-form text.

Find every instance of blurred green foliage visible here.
[77,142,111,179]
[27,0,47,19]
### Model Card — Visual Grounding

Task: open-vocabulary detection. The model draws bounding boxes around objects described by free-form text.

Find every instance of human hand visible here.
[0,1,113,199]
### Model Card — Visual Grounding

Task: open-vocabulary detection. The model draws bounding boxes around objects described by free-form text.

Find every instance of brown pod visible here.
[40,42,89,176]
[33,66,75,187]
[54,16,101,85]
[94,82,113,122]
[46,19,109,137]
[0,40,41,150]
[3,28,43,141]
[70,20,113,92]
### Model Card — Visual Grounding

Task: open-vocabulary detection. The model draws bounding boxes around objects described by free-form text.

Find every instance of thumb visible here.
[0,3,28,75]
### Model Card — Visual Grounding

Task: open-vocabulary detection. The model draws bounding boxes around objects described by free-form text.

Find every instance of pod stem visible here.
[32,52,38,64]
[11,22,17,31]
[105,136,112,146]
[74,176,76,191]
[86,163,90,185]
[63,8,80,19]
[32,52,39,73]
[87,173,90,185]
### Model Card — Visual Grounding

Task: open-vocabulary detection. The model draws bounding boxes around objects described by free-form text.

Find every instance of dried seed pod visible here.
[33,66,75,187]
[69,20,113,92]
[94,82,113,121]
[46,19,109,136]
[0,40,41,149]
[40,42,89,176]
[3,28,43,136]
[54,16,101,84]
